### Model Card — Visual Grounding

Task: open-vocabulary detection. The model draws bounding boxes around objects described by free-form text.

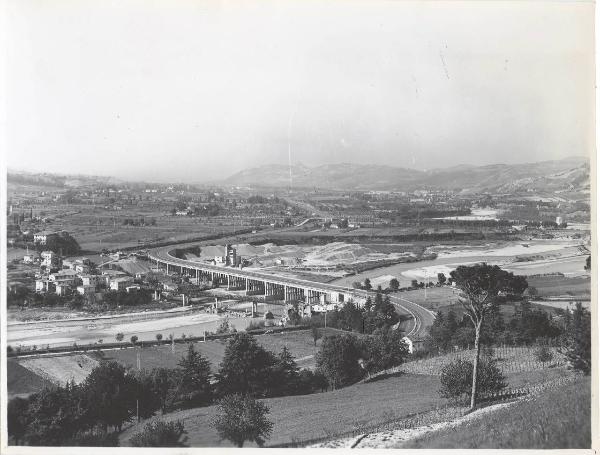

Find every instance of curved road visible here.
[149,246,435,339]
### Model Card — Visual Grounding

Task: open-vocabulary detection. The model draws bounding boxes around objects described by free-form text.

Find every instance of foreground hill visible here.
[223,157,589,192]
[404,375,590,449]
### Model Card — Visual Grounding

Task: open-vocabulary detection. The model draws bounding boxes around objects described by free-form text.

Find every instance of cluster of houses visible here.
[28,252,140,298]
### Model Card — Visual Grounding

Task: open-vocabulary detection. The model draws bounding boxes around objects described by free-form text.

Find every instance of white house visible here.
[77,285,95,295]
[79,274,100,288]
[33,230,60,245]
[110,276,135,291]
[41,251,57,267]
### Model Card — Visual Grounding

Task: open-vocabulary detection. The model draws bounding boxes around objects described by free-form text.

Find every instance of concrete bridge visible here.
[148,246,435,338]
[148,247,362,307]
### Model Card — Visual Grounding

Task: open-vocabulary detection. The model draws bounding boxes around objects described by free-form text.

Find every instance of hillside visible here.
[222,157,590,192]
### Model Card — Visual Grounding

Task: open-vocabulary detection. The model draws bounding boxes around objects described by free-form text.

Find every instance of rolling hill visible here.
[222,157,590,192]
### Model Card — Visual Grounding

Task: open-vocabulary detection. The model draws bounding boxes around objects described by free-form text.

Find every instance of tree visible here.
[175,344,213,408]
[156,333,163,342]
[315,334,364,389]
[130,335,139,345]
[439,358,507,402]
[213,394,273,448]
[411,279,419,288]
[116,333,124,343]
[564,303,591,374]
[82,362,135,432]
[363,278,372,290]
[389,278,400,291]
[450,263,527,410]
[584,255,591,271]
[311,325,322,347]
[150,367,178,414]
[272,347,301,396]
[130,420,187,447]
[437,273,447,285]
[364,327,409,376]
[216,333,278,397]
[7,397,29,444]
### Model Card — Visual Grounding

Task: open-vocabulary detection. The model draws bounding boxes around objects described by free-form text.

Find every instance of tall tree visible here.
[213,394,273,448]
[175,344,213,408]
[82,361,136,431]
[450,263,527,410]
[216,333,278,397]
[564,302,591,374]
[315,334,364,389]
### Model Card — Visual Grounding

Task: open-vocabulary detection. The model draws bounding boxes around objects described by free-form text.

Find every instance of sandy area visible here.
[186,242,414,267]
[432,240,580,259]
[8,311,251,348]
[18,354,99,385]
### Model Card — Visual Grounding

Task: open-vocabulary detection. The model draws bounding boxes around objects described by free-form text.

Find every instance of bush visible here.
[130,420,187,447]
[212,394,273,448]
[65,431,119,446]
[315,334,365,389]
[439,358,507,401]
[246,320,266,331]
[535,345,553,363]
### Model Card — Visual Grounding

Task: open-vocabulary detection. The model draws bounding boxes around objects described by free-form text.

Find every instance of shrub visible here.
[535,345,553,363]
[130,420,187,447]
[65,431,119,446]
[315,334,365,389]
[246,320,266,331]
[439,358,507,401]
[212,394,273,448]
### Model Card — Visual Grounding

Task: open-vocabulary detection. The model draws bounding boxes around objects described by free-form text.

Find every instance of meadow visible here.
[403,376,591,449]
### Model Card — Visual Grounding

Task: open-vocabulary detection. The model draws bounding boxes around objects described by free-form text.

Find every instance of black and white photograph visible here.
[1,0,597,451]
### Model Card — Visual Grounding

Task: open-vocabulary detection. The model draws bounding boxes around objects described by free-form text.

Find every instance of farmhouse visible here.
[33,230,61,245]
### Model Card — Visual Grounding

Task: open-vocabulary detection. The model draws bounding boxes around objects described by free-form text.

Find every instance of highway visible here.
[148,246,436,339]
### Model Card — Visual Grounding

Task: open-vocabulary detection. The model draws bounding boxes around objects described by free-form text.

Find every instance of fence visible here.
[397,344,566,376]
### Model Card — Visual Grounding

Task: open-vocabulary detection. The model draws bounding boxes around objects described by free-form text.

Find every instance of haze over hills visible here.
[223,157,590,192]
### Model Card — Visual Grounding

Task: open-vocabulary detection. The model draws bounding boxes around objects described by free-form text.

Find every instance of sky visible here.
[5,0,595,183]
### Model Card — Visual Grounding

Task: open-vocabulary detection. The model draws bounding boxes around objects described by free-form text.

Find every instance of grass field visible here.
[394,287,458,312]
[119,373,447,447]
[99,328,340,372]
[527,275,591,298]
[403,376,591,449]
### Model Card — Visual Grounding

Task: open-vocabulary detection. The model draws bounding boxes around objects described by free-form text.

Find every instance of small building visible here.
[24,253,39,264]
[79,274,100,288]
[126,285,141,293]
[41,251,58,267]
[110,276,135,291]
[34,230,60,245]
[74,263,91,274]
[49,269,79,285]
[55,283,70,296]
[35,279,55,293]
[77,285,95,295]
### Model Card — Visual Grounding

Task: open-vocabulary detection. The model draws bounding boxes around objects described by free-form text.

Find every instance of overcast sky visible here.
[5,0,594,182]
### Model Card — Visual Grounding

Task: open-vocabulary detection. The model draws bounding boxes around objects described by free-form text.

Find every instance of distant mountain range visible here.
[222,157,590,192]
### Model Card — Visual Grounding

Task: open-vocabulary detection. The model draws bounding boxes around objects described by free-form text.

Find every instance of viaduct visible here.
[148,247,364,308]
